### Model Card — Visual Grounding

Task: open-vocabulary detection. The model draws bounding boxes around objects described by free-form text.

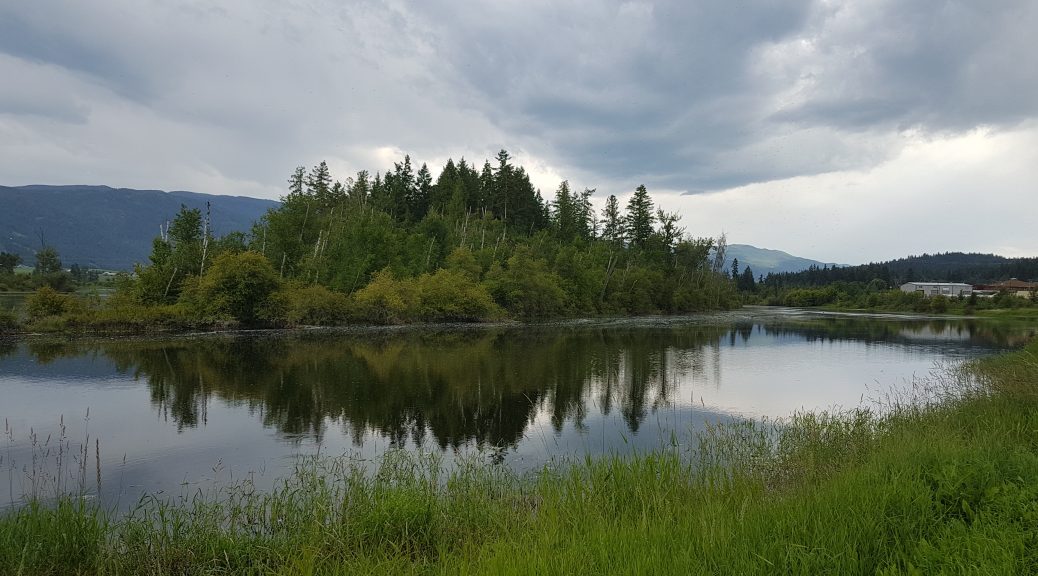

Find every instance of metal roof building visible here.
[900,282,973,297]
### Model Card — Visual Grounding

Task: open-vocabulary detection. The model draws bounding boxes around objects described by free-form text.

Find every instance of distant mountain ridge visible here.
[724,244,846,276]
[0,185,279,270]
[766,252,1038,287]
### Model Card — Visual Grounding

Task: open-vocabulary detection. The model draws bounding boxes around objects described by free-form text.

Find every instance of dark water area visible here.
[1,308,1034,509]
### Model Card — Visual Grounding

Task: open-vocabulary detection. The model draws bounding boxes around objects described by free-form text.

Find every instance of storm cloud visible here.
[2,0,1036,261]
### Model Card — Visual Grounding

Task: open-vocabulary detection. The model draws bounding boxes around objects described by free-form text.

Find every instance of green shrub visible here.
[0,307,21,333]
[266,284,353,326]
[413,269,502,322]
[179,251,282,325]
[484,248,567,318]
[25,286,84,321]
[929,295,949,313]
[352,269,418,324]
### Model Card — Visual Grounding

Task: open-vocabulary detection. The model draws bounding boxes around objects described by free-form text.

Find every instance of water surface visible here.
[1,308,1032,509]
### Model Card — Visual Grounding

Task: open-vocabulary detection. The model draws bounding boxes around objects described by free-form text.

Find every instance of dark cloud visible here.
[0,0,1035,202]
[411,0,1038,191]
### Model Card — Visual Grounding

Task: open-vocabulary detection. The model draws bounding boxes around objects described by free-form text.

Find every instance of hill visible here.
[724,244,846,276]
[764,252,1038,288]
[0,185,278,270]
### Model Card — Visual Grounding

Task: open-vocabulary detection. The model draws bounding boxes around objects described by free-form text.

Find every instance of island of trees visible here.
[4,151,738,333]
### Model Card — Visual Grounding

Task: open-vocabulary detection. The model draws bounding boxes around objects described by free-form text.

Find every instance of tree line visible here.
[11,150,738,332]
[759,252,1038,291]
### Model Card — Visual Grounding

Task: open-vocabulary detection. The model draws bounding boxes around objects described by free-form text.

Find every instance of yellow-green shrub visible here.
[179,251,282,325]
[25,286,85,321]
[266,284,353,326]
[413,269,502,322]
[352,269,418,324]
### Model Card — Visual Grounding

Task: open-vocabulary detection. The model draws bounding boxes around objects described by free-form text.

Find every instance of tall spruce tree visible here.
[601,194,624,243]
[625,185,655,248]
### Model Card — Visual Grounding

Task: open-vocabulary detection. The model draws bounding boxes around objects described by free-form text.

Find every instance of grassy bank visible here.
[2,339,1037,574]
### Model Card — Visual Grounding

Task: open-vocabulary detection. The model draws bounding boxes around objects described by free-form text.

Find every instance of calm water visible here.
[1,308,1033,509]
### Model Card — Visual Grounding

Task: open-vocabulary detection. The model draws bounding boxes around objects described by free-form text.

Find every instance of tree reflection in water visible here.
[10,314,1023,452]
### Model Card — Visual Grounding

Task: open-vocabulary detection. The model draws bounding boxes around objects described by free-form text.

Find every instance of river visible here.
[1,307,1033,509]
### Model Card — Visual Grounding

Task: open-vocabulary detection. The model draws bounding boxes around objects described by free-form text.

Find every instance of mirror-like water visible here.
[1,308,1033,509]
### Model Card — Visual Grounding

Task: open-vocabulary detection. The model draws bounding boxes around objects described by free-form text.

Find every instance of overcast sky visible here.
[2,0,1036,264]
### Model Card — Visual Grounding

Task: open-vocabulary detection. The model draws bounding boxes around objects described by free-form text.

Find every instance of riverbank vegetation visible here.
[2,329,1036,573]
[752,280,1037,315]
[1,152,738,335]
[735,252,1038,316]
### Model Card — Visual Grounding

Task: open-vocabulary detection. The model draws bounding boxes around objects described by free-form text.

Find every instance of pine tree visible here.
[412,163,432,220]
[306,161,332,201]
[625,185,655,248]
[601,194,624,243]
[552,180,577,240]
[288,166,305,197]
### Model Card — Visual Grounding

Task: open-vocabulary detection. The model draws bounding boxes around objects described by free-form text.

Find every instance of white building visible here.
[900,282,973,297]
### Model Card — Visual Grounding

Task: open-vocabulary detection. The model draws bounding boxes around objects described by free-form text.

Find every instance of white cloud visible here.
[661,124,1038,263]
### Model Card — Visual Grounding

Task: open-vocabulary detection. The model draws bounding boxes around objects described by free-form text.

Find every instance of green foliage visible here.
[485,247,568,318]
[413,268,502,322]
[0,307,20,333]
[179,251,281,325]
[33,246,62,275]
[265,283,352,326]
[351,268,501,323]
[625,185,655,248]
[0,251,21,274]
[768,282,1038,315]
[600,194,624,244]
[25,286,83,321]
[135,205,213,304]
[351,269,417,324]
[52,150,738,332]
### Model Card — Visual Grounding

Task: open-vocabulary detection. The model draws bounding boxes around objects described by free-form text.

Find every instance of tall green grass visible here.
[2,340,1037,575]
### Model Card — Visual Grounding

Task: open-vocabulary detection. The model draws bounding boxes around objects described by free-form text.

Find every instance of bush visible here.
[929,295,949,313]
[25,286,84,321]
[352,269,417,324]
[179,251,282,325]
[266,284,353,326]
[413,269,502,322]
[484,248,567,318]
[0,307,21,333]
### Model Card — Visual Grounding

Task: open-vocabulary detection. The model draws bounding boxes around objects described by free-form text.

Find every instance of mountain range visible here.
[0,185,278,270]
[724,244,846,277]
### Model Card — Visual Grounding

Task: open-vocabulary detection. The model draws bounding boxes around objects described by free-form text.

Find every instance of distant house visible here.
[974,278,1038,292]
[900,282,973,297]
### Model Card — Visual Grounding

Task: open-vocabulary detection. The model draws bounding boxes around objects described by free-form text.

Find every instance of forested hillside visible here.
[0,185,277,269]
[763,252,1038,290]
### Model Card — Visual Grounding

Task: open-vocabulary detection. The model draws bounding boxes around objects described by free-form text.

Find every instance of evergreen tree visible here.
[349,170,371,203]
[412,163,433,221]
[601,195,624,243]
[552,180,578,241]
[479,161,495,215]
[288,166,305,196]
[739,266,756,292]
[306,161,332,200]
[625,185,655,248]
